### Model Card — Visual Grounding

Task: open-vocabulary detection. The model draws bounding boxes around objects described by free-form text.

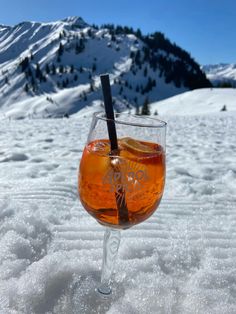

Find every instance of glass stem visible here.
[98,228,121,295]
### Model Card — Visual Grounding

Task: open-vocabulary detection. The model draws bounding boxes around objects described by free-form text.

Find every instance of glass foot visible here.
[97,284,112,295]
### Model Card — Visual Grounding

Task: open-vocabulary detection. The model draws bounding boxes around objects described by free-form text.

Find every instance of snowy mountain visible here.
[202,63,236,86]
[0,17,211,118]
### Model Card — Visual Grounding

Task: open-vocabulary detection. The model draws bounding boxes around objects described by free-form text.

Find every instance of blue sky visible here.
[0,0,235,65]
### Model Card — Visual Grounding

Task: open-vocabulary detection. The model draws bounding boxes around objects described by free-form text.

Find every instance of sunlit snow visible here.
[0,91,236,313]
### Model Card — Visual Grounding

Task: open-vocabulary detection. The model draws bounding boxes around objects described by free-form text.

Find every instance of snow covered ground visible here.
[150,88,236,116]
[0,108,236,313]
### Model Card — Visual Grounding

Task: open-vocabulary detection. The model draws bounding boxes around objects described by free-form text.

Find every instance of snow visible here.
[150,88,236,115]
[0,17,190,119]
[0,90,236,313]
[2,84,92,119]
[202,63,236,85]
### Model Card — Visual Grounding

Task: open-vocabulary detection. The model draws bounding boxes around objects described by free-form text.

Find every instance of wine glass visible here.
[78,111,166,295]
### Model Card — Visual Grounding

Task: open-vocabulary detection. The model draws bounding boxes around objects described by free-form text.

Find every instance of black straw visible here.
[100,74,118,151]
[100,74,129,226]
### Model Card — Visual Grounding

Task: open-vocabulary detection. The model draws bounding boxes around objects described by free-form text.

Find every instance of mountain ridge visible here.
[0,16,211,118]
[202,63,236,87]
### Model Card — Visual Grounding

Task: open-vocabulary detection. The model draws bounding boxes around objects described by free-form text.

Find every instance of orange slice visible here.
[120,137,157,155]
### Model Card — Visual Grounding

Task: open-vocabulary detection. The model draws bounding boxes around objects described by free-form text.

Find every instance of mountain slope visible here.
[0,17,211,118]
[150,88,236,116]
[202,63,236,86]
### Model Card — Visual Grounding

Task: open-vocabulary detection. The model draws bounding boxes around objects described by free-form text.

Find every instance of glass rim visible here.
[93,111,167,128]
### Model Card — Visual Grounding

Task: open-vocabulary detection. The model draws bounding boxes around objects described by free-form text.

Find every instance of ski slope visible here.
[150,88,236,115]
[0,106,235,313]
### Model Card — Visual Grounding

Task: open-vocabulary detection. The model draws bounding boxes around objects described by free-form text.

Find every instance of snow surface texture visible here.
[0,106,236,314]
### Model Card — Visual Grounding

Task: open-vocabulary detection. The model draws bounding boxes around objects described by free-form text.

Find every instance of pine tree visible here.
[27,68,32,77]
[141,97,150,115]
[87,28,92,37]
[134,50,141,66]
[24,83,29,93]
[75,41,85,54]
[75,42,80,54]
[19,57,29,72]
[25,71,29,80]
[90,82,94,92]
[75,39,85,54]
[143,46,150,62]
[135,105,140,115]
[92,63,96,72]
[52,64,56,75]
[136,28,142,39]
[45,64,50,74]
[130,51,135,59]
[31,77,36,92]
[110,32,116,42]
[58,42,64,56]
[70,65,74,73]
[143,66,148,77]
[59,65,64,74]
[35,63,42,80]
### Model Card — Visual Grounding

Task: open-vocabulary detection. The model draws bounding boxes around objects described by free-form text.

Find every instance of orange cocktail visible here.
[79,137,165,229]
